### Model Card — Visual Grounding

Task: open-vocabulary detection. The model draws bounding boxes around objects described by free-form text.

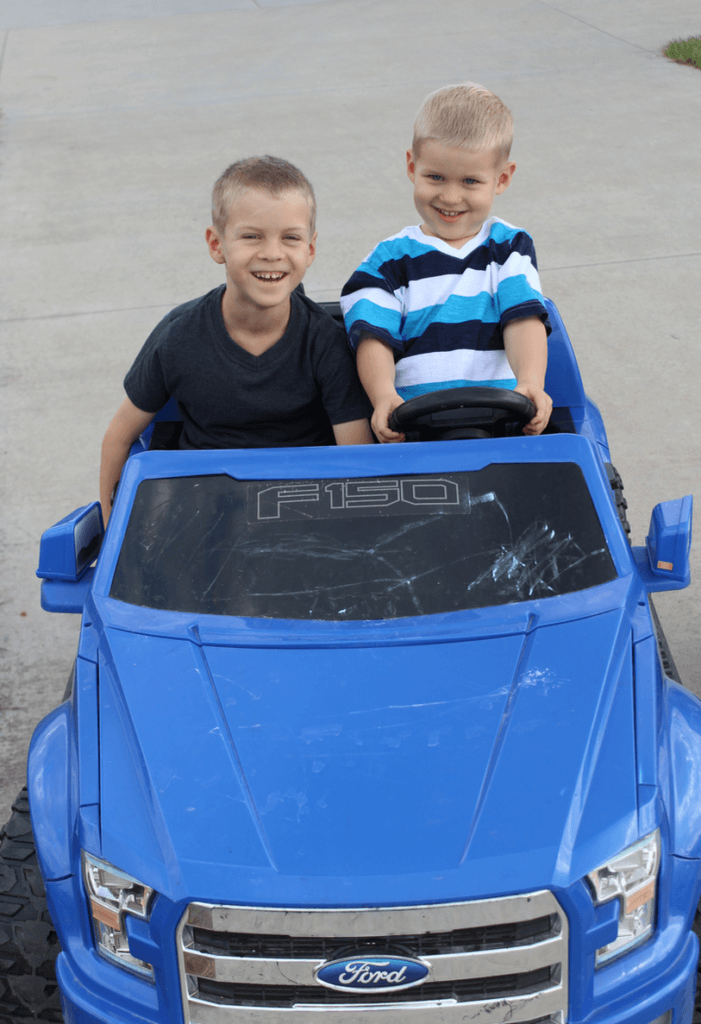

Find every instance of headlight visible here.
[82,852,155,979]
[586,830,660,966]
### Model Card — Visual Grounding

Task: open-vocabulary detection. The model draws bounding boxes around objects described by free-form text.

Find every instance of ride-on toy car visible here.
[0,299,697,1024]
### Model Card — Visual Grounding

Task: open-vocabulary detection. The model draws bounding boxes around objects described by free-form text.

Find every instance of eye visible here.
[284,234,302,242]
[427,174,443,181]
[463,178,478,185]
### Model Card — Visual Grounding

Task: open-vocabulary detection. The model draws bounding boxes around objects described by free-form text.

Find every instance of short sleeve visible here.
[494,231,551,335]
[307,306,373,425]
[123,323,173,413]
[340,243,405,354]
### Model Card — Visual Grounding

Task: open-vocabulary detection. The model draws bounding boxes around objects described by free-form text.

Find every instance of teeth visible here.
[254,272,286,280]
[439,210,462,217]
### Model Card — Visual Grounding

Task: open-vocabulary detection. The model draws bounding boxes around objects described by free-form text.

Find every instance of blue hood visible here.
[98,609,637,905]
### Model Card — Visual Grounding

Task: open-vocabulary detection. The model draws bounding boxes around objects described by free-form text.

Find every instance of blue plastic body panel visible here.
[29,302,700,1024]
[646,495,694,584]
[36,502,103,581]
[632,543,693,593]
[41,567,95,613]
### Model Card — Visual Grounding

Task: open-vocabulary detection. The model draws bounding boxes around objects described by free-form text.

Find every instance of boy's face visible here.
[206,187,316,314]
[406,141,516,248]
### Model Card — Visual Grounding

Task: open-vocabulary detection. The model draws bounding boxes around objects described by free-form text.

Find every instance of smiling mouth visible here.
[252,271,287,281]
[435,209,464,219]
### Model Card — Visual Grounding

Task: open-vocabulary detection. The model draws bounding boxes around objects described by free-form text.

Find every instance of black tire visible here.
[692,902,701,1024]
[649,597,683,684]
[605,463,631,539]
[0,788,63,1024]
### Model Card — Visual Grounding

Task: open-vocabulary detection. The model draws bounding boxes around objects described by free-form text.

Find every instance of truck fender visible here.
[667,681,701,859]
[27,703,77,881]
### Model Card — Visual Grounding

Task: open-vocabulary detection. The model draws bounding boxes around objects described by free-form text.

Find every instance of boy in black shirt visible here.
[99,156,372,518]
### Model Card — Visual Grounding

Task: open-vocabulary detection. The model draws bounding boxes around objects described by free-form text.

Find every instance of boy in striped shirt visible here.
[340,83,552,442]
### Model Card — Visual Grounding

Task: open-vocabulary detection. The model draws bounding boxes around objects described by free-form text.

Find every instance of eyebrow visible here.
[425,170,485,180]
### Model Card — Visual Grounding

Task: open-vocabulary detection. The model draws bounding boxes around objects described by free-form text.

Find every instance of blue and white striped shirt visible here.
[340,217,549,399]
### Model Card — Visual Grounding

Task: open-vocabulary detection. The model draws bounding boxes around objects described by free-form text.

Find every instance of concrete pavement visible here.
[1,0,700,824]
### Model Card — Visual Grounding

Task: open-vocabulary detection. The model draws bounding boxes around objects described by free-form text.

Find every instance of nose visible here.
[258,236,284,260]
[437,181,463,205]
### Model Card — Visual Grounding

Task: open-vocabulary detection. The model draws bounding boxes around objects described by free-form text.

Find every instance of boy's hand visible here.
[514,383,552,435]
[372,393,406,443]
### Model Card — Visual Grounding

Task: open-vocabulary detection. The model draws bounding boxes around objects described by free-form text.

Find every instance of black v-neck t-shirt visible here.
[124,287,371,449]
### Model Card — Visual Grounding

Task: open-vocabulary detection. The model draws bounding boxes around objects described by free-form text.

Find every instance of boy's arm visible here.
[356,334,406,443]
[332,419,374,445]
[99,397,156,521]
[502,316,552,435]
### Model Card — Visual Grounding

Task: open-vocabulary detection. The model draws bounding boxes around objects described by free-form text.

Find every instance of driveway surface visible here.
[1,0,699,824]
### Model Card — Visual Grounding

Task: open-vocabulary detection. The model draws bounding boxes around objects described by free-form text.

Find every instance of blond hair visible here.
[412,83,513,162]
[211,156,316,234]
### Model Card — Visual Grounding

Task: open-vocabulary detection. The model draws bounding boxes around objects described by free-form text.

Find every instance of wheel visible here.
[692,901,701,1024]
[389,386,535,441]
[605,463,631,538]
[0,788,62,1024]
[648,597,683,685]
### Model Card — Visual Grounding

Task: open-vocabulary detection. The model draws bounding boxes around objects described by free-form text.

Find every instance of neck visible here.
[220,287,292,356]
[221,288,291,338]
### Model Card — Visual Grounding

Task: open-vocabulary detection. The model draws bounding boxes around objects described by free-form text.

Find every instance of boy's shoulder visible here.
[291,289,347,342]
[482,216,536,246]
[155,285,224,335]
[293,287,334,318]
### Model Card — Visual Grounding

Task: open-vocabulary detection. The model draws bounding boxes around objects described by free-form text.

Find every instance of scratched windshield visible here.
[109,465,616,620]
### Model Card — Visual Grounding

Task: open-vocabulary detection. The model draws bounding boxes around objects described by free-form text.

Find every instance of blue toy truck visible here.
[0,300,698,1024]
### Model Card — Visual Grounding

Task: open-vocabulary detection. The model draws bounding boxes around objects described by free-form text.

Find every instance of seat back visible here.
[153,394,181,422]
[543,298,586,409]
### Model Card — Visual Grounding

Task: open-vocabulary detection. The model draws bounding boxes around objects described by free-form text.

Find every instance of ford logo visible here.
[315,955,430,993]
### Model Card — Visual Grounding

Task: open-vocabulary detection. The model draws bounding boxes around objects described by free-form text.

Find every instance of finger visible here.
[382,422,405,441]
[374,422,403,443]
[374,408,405,442]
[523,416,543,435]
[371,413,390,439]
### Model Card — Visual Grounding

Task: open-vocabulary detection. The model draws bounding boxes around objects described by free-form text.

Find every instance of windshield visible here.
[109,465,616,620]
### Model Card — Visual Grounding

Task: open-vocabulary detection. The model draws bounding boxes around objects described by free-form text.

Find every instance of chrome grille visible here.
[190,912,558,958]
[177,892,568,1024]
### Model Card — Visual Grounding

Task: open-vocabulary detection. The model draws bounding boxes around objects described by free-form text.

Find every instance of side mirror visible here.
[632,495,693,593]
[36,503,104,613]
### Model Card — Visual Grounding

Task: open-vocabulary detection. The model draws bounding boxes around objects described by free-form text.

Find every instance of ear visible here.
[495,161,516,195]
[307,230,317,266]
[205,226,226,264]
[406,149,417,183]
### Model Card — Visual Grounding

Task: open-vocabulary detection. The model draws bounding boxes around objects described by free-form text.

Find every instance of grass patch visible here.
[664,36,701,70]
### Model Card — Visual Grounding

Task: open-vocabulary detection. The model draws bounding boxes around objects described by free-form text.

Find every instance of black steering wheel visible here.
[389,387,535,441]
